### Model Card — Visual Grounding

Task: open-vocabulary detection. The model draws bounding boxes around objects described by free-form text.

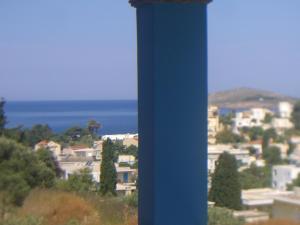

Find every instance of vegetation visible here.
[87,120,101,137]
[56,168,96,193]
[262,128,278,149]
[0,98,6,135]
[239,165,271,189]
[292,101,300,131]
[220,112,234,128]
[263,113,273,124]
[100,139,117,196]
[263,146,282,165]
[208,207,244,225]
[241,127,264,141]
[0,137,55,206]
[216,129,245,144]
[209,152,242,210]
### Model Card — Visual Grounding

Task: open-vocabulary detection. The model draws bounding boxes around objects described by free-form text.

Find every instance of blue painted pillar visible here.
[130,1,211,225]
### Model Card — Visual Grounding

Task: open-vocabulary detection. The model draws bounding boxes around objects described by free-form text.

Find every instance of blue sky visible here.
[0,0,300,100]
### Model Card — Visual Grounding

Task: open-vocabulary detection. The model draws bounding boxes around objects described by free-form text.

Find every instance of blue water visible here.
[5,100,138,135]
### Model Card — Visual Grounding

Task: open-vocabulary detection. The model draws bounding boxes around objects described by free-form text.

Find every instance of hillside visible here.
[208,87,298,109]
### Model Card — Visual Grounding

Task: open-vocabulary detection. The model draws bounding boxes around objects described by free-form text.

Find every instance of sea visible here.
[4,100,238,135]
[5,100,138,135]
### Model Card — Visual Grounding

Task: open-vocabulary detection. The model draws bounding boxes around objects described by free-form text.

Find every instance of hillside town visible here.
[25,100,300,223]
[3,99,300,224]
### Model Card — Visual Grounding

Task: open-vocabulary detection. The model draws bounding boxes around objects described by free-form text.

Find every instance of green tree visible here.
[262,128,277,149]
[3,126,25,143]
[119,145,138,159]
[263,113,273,124]
[239,165,271,189]
[209,152,241,210]
[23,124,53,147]
[287,174,300,190]
[36,148,62,177]
[292,101,300,131]
[216,130,245,144]
[0,98,6,135]
[220,112,235,128]
[0,137,55,205]
[56,168,95,193]
[100,139,117,196]
[263,146,282,165]
[87,120,101,137]
[247,127,264,141]
[208,207,244,225]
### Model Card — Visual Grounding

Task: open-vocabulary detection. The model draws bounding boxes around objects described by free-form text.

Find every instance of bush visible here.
[55,168,95,193]
[0,216,43,225]
[20,189,101,225]
[0,138,55,206]
[208,207,244,225]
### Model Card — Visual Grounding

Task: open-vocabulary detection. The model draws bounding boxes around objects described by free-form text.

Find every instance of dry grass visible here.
[247,219,300,225]
[19,189,101,225]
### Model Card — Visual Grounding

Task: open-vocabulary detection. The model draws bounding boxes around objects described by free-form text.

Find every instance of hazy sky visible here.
[1,0,300,100]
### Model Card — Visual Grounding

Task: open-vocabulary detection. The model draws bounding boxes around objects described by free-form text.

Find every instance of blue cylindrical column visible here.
[131,1,210,225]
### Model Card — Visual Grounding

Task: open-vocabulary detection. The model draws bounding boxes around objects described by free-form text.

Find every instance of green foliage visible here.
[263,113,273,124]
[120,145,138,159]
[100,139,117,196]
[239,165,271,189]
[3,126,25,143]
[242,127,264,141]
[0,137,55,206]
[288,142,296,155]
[87,120,101,137]
[220,113,234,127]
[0,98,6,135]
[36,149,62,177]
[216,130,245,144]
[123,192,138,208]
[56,168,95,193]
[208,207,244,225]
[287,174,300,190]
[263,146,282,165]
[292,101,300,131]
[209,152,242,210]
[262,128,277,149]
[0,216,44,225]
[23,125,53,147]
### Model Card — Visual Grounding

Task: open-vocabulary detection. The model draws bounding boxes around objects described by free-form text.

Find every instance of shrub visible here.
[20,189,100,225]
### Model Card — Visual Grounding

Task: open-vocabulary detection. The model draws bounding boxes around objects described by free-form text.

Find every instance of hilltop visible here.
[208,87,298,109]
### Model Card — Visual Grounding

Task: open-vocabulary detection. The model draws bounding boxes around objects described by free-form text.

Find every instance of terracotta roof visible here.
[130,0,212,7]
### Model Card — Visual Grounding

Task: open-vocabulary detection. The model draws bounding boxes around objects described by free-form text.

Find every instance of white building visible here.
[118,155,136,166]
[34,140,62,159]
[62,145,96,158]
[272,118,293,134]
[242,188,293,210]
[208,105,221,144]
[234,108,273,129]
[208,145,251,174]
[59,158,101,183]
[102,133,138,141]
[272,165,300,191]
[278,102,293,119]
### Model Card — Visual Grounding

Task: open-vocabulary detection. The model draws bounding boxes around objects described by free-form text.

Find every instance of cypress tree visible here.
[100,139,117,196]
[209,152,241,210]
[0,98,6,135]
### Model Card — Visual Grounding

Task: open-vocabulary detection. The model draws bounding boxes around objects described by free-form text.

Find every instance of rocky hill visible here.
[208,87,298,109]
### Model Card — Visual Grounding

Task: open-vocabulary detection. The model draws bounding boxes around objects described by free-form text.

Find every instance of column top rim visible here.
[130,0,212,7]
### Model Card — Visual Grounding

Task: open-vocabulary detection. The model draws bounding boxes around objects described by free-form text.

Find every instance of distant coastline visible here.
[5,100,138,135]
